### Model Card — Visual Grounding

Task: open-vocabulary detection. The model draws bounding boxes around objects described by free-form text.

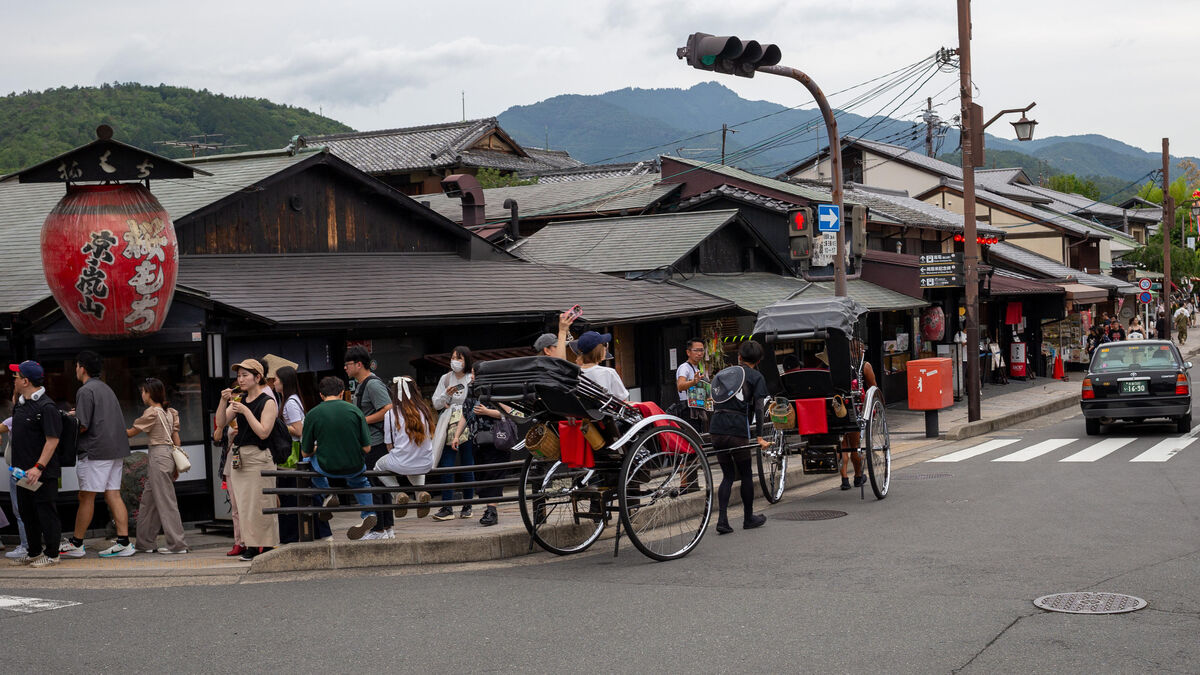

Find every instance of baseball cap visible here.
[533,333,558,352]
[8,360,44,381]
[576,331,612,354]
[230,358,265,376]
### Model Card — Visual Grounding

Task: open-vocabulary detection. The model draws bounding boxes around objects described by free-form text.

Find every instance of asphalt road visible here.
[3,395,1198,674]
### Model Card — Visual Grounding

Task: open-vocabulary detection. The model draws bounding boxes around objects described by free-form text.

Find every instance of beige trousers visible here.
[135,445,188,552]
[230,445,280,547]
[223,449,242,545]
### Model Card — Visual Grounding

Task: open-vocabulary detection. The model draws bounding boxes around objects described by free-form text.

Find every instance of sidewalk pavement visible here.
[5,338,1198,581]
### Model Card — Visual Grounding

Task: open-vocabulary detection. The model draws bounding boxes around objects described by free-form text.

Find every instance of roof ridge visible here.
[433,119,498,160]
[305,117,496,142]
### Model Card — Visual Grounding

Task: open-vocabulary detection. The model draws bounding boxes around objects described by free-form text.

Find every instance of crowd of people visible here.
[1086,301,1196,357]
[1,310,781,568]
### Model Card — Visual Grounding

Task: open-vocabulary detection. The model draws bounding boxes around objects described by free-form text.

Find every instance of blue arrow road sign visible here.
[817,204,840,233]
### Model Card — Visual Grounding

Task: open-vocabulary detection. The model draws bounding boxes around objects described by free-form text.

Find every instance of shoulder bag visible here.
[159,409,191,474]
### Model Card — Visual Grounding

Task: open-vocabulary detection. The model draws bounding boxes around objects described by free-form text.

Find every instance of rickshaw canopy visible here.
[753,296,869,337]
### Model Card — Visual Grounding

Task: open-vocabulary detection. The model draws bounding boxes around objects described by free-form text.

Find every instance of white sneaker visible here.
[98,542,136,558]
[383,529,395,539]
[156,547,188,554]
[59,540,86,558]
[359,530,384,540]
[29,554,60,568]
[4,545,28,559]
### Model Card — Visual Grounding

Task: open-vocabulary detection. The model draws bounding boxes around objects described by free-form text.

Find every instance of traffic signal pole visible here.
[757,65,846,297]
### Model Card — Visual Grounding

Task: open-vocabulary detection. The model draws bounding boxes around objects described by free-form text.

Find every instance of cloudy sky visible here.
[4,1,1194,156]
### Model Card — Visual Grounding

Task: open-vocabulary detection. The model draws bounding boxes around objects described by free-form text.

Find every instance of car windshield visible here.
[1091,343,1178,371]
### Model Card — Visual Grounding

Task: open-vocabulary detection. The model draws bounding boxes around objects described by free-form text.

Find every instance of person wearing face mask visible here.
[431,346,474,521]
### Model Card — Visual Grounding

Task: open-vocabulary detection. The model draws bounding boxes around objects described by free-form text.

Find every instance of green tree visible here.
[474,167,538,189]
[1122,228,1200,277]
[1047,173,1100,200]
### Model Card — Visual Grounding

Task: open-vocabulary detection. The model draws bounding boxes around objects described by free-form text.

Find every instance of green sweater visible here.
[300,399,370,475]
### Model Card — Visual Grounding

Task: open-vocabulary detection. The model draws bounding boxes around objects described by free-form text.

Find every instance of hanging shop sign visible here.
[919,253,964,289]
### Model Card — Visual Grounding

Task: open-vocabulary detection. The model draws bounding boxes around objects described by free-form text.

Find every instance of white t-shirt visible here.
[281,394,305,441]
[675,362,700,401]
[382,409,435,474]
[581,365,629,400]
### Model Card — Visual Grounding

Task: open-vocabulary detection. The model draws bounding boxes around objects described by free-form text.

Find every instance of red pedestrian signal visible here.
[787,207,813,260]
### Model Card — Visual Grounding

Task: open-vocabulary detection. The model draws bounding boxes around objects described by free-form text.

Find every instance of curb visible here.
[942,391,1080,441]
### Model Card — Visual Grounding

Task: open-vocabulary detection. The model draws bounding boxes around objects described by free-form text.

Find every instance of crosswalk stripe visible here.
[1130,437,1197,462]
[929,438,1020,463]
[1059,438,1135,462]
[0,595,80,614]
[993,438,1076,462]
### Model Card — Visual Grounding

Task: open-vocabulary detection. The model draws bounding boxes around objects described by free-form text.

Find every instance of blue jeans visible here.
[306,456,375,519]
[9,473,27,548]
[439,441,475,503]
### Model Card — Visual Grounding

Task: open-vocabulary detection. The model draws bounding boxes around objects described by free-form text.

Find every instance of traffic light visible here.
[678,33,782,78]
[851,204,867,254]
[787,207,813,260]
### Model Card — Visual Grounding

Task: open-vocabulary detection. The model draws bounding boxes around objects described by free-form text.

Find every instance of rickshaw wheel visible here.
[757,428,788,503]
[518,456,606,556]
[864,397,891,499]
[618,426,713,561]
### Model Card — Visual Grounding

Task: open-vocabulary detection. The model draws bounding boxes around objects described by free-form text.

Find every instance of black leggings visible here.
[711,434,755,524]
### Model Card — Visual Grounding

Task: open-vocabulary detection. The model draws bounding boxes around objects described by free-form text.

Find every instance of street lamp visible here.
[1011,115,1038,141]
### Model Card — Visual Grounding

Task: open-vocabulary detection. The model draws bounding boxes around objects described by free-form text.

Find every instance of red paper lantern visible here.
[41,184,178,337]
[921,305,946,341]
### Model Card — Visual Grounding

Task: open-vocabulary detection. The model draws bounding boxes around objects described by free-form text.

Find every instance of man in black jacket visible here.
[7,361,63,568]
[1157,310,1170,343]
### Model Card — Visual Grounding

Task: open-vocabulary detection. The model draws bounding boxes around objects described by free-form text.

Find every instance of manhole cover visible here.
[774,510,848,521]
[1033,592,1147,614]
[893,473,953,480]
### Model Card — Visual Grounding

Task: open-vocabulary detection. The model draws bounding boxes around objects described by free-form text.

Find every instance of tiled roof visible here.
[1022,184,1161,224]
[662,155,861,205]
[989,270,1066,296]
[511,210,740,274]
[675,273,926,313]
[421,174,680,223]
[301,117,574,176]
[973,169,1051,203]
[935,179,1112,240]
[178,253,732,325]
[522,147,584,170]
[847,184,1005,236]
[0,149,314,313]
[786,137,963,180]
[989,242,1137,293]
[522,160,659,184]
[677,184,793,213]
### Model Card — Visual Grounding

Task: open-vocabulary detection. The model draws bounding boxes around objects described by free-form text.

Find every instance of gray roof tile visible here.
[422,174,681,223]
[663,155,851,204]
[511,210,740,274]
[675,273,926,313]
[989,242,1137,292]
[178,253,731,325]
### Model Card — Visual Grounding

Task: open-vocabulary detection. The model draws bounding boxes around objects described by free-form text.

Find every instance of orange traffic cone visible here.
[1053,350,1065,380]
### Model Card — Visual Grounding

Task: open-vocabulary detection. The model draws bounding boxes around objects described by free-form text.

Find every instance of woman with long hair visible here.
[272,366,332,542]
[128,378,189,554]
[215,359,280,560]
[375,376,435,518]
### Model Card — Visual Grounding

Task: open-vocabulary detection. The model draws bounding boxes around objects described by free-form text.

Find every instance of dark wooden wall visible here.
[176,164,461,255]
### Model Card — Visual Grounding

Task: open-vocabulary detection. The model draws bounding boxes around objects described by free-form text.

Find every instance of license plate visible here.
[1121,380,1148,394]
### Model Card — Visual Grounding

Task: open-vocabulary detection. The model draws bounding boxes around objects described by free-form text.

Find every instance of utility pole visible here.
[720,123,738,165]
[924,97,935,157]
[1163,138,1173,312]
[957,0,981,422]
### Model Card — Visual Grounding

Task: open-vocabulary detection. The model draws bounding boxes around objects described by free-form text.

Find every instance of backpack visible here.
[265,412,293,465]
[57,409,80,468]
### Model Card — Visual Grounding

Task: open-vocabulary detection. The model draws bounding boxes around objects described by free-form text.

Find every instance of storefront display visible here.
[1043,312,1088,364]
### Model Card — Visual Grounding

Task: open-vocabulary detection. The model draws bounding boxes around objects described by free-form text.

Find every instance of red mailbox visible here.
[907,357,953,410]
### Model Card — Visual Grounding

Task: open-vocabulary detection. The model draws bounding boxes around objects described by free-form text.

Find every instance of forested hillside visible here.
[0,83,354,173]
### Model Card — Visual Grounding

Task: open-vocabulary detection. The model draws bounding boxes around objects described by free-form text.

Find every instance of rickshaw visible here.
[753,296,891,500]
[471,356,713,562]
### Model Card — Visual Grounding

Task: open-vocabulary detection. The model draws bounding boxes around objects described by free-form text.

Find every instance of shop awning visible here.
[988,274,1066,296]
[1056,282,1108,304]
[674,273,927,313]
